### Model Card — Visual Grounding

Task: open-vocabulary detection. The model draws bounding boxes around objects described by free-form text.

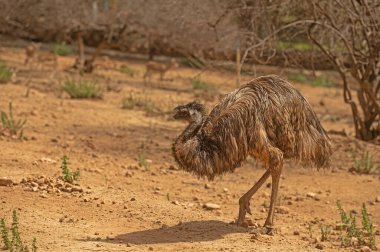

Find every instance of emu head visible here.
[173,101,205,121]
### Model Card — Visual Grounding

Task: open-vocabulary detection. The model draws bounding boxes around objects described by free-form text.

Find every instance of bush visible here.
[52,42,72,56]
[191,78,215,91]
[63,78,102,99]
[0,61,12,83]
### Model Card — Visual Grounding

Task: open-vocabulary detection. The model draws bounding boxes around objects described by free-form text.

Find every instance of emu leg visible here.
[237,169,271,226]
[263,165,283,235]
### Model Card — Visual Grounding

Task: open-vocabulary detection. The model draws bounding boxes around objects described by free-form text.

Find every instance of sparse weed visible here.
[63,78,102,99]
[1,102,26,140]
[336,201,376,249]
[137,144,149,170]
[277,41,312,51]
[52,42,72,56]
[179,57,204,69]
[0,209,37,252]
[307,223,314,238]
[289,73,335,87]
[119,65,136,77]
[60,155,80,183]
[353,150,379,174]
[319,223,331,241]
[122,95,162,116]
[191,78,215,91]
[362,203,376,249]
[0,61,12,83]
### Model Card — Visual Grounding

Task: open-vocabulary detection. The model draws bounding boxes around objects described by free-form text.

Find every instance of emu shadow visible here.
[87,220,246,245]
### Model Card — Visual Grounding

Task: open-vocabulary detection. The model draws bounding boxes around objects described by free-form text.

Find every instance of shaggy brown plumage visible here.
[172,75,332,234]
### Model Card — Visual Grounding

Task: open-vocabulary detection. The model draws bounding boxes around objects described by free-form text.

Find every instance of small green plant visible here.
[122,95,162,116]
[63,78,102,99]
[0,210,37,252]
[319,223,331,241]
[336,201,376,249]
[60,155,80,183]
[137,144,149,170]
[362,203,376,249]
[277,41,312,51]
[307,223,314,238]
[354,150,379,174]
[289,73,335,87]
[1,102,26,139]
[119,65,136,77]
[191,78,215,91]
[179,57,204,69]
[52,42,72,56]
[0,61,12,83]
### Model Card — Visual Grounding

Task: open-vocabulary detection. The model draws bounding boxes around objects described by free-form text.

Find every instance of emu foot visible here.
[249,225,276,236]
[236,200,252,226]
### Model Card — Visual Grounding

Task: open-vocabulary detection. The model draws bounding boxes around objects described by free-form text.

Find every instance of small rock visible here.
[223,188,229,193]
[375,196,380,202]
[61,187,72,193]
[307,192,316,198]
[350,237,359,246]
[172,200,180,205]
[32,187,39,192]
[205,183,212,189]
[0,178,13,186]
[130,197,136,201]
[126,243,132,247]
[293,230,300,235]
[71,186,83,193]
[94,232,99,235]
[149,247,154,251]
[40,193,48,198]
[360,246,372,252]
[31,182,39,187]
[315,243,324,250]
[276,206,290,214]
[203,203,221,210]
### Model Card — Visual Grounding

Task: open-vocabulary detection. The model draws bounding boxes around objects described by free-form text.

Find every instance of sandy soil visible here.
[0,43,379,252]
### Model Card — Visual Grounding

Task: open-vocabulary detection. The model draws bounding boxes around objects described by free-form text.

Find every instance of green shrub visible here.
[289,73,335,87]
[0,210,37,252]
[353,150,379,174]
[336,201,376,249]
[52,42,72,56]
[60,155,80,183]
[119,65,136,77]
[179,57,204,69]
[63,78,102,99]
[191,78,215,91]
[1,102,26,140]
[0,61,12,83]
[122,95,162,116]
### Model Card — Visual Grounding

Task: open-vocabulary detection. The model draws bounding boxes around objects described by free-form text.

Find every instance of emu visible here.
[172,75,332,234]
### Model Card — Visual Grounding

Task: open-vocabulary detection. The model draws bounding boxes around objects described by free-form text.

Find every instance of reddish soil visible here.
[0,43,379,252]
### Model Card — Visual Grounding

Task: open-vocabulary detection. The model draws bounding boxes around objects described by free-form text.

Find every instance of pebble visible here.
[375,196,380,202]
[306,192,316,198]
[276,206,290,214]
[203,203,221,210]
[0,178,13,186]
[360,246,372,252]
[40,193,48,198]
[293,230,300,235]
[71,186,83,193]
[315,243,324,250]
[205,183,212,189]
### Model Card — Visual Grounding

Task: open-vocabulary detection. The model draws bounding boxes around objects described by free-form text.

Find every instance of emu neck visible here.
[179,112,203,142]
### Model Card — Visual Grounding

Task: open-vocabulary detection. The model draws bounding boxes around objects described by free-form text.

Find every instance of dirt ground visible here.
[0,41,379,252]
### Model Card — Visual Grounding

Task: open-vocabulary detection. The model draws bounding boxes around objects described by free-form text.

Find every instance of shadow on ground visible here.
[83,220,247,245]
